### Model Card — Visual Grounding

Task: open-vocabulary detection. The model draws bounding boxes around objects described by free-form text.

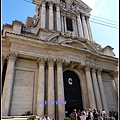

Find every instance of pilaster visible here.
[48,1,54,30]
[86,16,93,41]
[56,58,65,120]
[85,65,96,109]
[47,58,55,119]
[91,67,102,111]
[40,0,46,29]
[36,57,46,116]
[97,68,109,116]
[2,52,18,116]
[77,14,84,38]
[81,13,89,40]
[55,3,61,32]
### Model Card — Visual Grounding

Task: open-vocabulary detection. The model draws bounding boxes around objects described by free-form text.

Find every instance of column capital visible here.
[48,1,53,6]
[86,15,90,20]
[2,55,8,63]
[96,67,102,74]
[109,71,118,78]
[47,58,55,66]
[56,58,64,67]
[37,57,46,65]
[41,0,46,6]
[8,52,18,62]
[91,67,96,73]
[81,13,85,17]
[85,64,90,71]
[55,3,60,11]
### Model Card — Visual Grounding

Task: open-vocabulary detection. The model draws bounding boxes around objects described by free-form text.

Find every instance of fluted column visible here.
[47,58,55,119]
[36,58,46,116]
[77,14,84,38]
[81,13,89,40]
[56,59,65,120]
[91,68,102,111]
[85,65,96,109]
[97,68,109,115]
[2,52,18,116]
[48,1,53,30]
[56,4,61,32]
[86,16,93,41]
[40,0,46,29]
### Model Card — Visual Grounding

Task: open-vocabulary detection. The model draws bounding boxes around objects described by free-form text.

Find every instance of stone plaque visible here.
[10,70,35,115]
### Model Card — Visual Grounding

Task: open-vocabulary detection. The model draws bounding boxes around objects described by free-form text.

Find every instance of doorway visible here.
[63,70,83,117]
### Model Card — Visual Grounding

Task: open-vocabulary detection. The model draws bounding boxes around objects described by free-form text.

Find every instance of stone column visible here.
[97,68,109,115]
[64,16,67,32]
[91,68,102,111]
[48,1,53,30]
[73,18,78,37]
[61,15,64,33]
[81,13,89,40]
[56,59,65,120]
[77,14,84,38]
[36,58,46,116]
[2,52,18,116]
[85,65,96,109]
[72,19,76,35]
[86,16,94,41]
[56,3,61,32]
[40,0,46,29]
[47,58,55,119]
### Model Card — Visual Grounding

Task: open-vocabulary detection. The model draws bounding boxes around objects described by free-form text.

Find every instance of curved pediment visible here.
[61,40,89,50]
[46,33,100,53]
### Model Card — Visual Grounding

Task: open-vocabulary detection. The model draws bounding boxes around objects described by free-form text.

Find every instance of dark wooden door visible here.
[63,70,83,117]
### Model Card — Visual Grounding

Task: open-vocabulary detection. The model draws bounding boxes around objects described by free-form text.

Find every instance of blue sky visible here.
[2,0,119,57]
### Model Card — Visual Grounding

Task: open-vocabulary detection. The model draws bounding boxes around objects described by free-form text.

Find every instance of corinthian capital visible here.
[37,57,46,65]
[109,71,118,78]
[2,55,8,63]
[85,64,90,71]
[47,58,55,66]
[56,58,64,67]
[8,52,18,62]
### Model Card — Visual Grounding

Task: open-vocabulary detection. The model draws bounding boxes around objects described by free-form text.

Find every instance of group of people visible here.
[70,108,108,120]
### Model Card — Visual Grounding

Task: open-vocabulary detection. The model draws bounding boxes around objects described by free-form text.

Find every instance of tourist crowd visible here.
[70,108,108,120]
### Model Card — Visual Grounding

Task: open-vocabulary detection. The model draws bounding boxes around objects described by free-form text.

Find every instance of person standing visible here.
[93,109,98,120]
[80,112,86,120]
[71,109,78,120]
[77,109,81,120]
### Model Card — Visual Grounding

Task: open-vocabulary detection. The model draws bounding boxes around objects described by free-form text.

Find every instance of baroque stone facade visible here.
[2,0,118,120]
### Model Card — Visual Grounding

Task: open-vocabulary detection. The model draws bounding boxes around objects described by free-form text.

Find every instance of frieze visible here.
[65,53,85,62]
[11,43,47,55]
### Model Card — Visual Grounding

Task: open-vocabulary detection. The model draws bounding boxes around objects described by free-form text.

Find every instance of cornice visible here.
[4,32,118,64]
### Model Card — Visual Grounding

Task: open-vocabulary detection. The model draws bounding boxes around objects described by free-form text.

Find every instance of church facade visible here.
[2,0,118,120]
